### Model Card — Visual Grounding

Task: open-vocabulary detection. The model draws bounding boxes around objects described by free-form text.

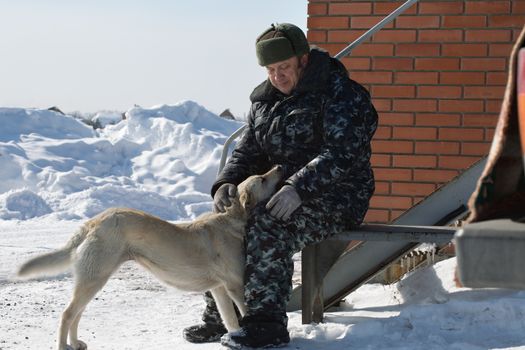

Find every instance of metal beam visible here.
[330,224,456,244]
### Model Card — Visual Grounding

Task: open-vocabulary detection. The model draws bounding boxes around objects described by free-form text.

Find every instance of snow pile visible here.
[92,110,124,128]
[0,101,243,221]
[0,189,52,220]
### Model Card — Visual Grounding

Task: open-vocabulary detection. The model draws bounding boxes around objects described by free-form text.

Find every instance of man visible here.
[184,23,378,349]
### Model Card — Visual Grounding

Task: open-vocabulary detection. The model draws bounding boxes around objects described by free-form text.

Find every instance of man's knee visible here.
[246,203,291,239]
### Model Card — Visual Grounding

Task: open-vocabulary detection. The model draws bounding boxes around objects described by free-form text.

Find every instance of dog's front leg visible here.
[210,286,240,332]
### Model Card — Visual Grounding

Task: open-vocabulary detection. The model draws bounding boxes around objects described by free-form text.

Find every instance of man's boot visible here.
[220,315,290,349]
[183,322,228,343]
[183,291,238,343]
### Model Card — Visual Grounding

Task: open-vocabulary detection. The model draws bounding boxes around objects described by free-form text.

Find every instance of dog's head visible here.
[236,165,284,211]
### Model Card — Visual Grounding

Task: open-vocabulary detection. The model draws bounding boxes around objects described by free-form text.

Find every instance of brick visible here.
[393,155,438,168]
[364,209,390,223]
[465,1,511,14]
[308,16,349,29]
[439,127,485,141]
[328,30,364,43]
[418,2,464,14]
[413,169,459,182]
[486,72,508,85]
[370,195,413,209]
[391,210,407,221]
[485,128,496,141]
[464,86,506,99]
[308,3,327,15]
[395,72,439,84]
[489,43,514,57]
[415,58,460,70]
[395,16,440,28]
[374,125,393,139]
[373,168,413,181]
[372,140,414,154]
[461,142,491,156]
[462,114,499,127]
[412,197,426,206]
[373,30,417,43]
[351,16,393,29]
[318,43,347,56]
[373,57,414,70]
[439,156,480,169]
[439,100,484,113]
[371,154,392,168]
[328,3,371,15]
[462,58,507,71]
[419,29,463,42]
[442,43,488,57]
[340,57,371,70]
[440,72,485,85]
[351,71,393,84]
[372,85,415,98]
[415,141,460,155]
[307,30,327,43]
[485,100,503,113]
[374,181,391,194]
[380,112,415,126]
[442,15,487,28]
[417,86,462,99]
[392,182,436,196]
[393,99,438,112]
[396,43,440,56]
[465,29,512,42]
[374,2,417,15]
[489,15,525,28]
[371,99,392,113]
[514,2,525,13]
[415,113,461,126]
[393,126,438,140]
[513,28,524,41]
[351,43,395,57]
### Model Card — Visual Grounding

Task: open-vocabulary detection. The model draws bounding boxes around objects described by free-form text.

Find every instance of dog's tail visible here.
[17,225,89,279]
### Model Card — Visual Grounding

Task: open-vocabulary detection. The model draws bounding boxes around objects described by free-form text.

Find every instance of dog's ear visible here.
[239,191,254,211]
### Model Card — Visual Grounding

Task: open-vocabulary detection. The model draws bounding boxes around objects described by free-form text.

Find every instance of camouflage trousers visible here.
[200,198,351,327]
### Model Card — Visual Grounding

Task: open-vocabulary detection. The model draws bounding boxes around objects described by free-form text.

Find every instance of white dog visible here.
[17,165,283,350]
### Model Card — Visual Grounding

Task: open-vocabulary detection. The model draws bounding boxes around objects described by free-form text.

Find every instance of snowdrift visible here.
[0,101,244,221]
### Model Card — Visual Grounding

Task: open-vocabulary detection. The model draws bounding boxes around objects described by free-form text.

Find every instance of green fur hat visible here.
[256,23,310,66]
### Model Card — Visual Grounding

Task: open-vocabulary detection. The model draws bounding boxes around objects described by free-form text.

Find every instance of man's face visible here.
[265,55,308,95]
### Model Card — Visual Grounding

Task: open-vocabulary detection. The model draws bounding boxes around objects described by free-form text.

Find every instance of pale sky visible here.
[0,0,307,118]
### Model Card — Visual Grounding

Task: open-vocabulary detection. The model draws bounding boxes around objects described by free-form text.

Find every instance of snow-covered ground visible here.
[1,103,525,349]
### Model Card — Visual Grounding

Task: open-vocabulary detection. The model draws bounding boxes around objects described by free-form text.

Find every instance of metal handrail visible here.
[218,125,247,175]
[334,0,419,60]
[217,0,419,175]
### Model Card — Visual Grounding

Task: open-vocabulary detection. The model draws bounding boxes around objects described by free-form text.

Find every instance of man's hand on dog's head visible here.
[213,183,238,213]
[266,185,301,221]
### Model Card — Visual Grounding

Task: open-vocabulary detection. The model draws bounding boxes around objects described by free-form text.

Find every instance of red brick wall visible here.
[307,0,525,223]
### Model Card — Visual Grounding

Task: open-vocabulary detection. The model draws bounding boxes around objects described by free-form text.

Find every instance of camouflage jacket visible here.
[212,48,378,225]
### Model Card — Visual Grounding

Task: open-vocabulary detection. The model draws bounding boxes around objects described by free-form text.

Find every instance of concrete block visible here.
[456,219,525,289]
